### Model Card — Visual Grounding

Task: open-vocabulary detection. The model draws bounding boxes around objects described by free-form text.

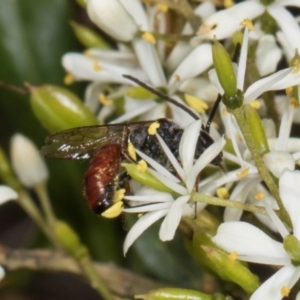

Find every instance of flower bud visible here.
[70,21,111,49]
[54,220,89,259]
[0,185,18,205]
[10,134,49,188]
[245,105,269,154]
[212,39,237,98]
[122,163,174,194]
[187,230,258,294]
[284,235,300,264]
[136,287,215,300]
[29,84,98,133]
[0,266,5,282]
[0,148,22,190]
[86,0,138,42]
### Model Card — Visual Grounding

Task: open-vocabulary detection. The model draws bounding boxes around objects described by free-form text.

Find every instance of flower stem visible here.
[34,182,56,227]
[18,190,59,245]
[191,192,268,215]
[228,106,291,226]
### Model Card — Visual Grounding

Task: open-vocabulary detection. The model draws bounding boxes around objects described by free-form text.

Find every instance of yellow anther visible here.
[137,160,147,173]
[229,251,238,262]
[142,32,156,44]
[63,73,74,85]
[223,0,234,8]
[92,60,101,71]
[236,134,243,142]
[148,121,160,135]
[255,191,265,200]
[99,93,112,105]
[285,86,293,95]
[280,286,290,297]
[174,74,181,82]
[292,58,300,74]
[128,142,137,161]
[236,167,249,178]
[222,107,228,115]
[250,100,261,109]
[84,50,94,58]
[290,97,299,109]
[216,187,229,199]
[101,201,123,218]
[184,94,208,113]
[114,189,125,202]
[157,3,168,12]
[240,18,254,31]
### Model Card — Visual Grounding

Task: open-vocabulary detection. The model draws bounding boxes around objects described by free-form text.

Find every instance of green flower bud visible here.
[212,40,237,98]
[222,89,244,109]
[75,0,86,8]
[284,235,300,265]
[135,287,214,300]
[187,231,258,294]
[70,21,110,49]
[126,86,158,100]
[259,11,278,34]
[122,163,174,194]
[54,220,88,260]
[29,84,98,133]
[0,148,22,191]
[245,105,269,154]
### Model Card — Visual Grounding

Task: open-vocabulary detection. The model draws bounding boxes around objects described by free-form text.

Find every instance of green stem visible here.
[34,182,56,227]
[191,192,268,215]
[228,106,291,226]
[18,190,58,245]
[78,255,114,300]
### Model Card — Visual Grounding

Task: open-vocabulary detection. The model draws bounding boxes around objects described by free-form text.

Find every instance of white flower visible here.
[10,134,49,188]
[197,0,300,56]
[63,2,218,125]
[213,169,300,299]
[122,120,225,254]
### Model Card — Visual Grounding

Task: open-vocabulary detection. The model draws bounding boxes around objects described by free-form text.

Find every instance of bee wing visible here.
[40,125,125,159]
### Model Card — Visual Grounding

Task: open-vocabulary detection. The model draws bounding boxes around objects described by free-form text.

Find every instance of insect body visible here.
[41,118,222,215]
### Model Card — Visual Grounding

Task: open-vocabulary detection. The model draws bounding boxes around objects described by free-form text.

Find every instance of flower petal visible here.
[123,209,168,255]
[179,120,202,176]
[0,186,18,204]
[186,137,225,192]
[197,1,264,40]
[159,195,190,241]
[279,170,300,240]
[250,265,300,300]
[213,222,288,260]
[264,151,295,178]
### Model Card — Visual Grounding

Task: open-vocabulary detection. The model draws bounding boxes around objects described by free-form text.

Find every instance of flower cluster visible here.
[3,0,300,299]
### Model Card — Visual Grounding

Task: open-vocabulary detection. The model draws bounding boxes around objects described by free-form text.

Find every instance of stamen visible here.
[114,189,125,202]
[250,100,261,109]
[64,73,74,85]
[280,286,290,297]
[157,3,168,12]
[101,201,123,218]
[240,18,254,31]
[99,93,112,105]
[216,187,229,199]
[229,251,238,262]
[148,121,160,135]
[254,191,265,200]
[93,61,101,71]
[128,142,137,161]
[184,94,208,113]
[142,32,156,44]
[137,160,147,173]
[236,168,249,178]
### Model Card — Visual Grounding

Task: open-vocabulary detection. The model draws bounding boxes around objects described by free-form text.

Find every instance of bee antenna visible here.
[123,74,199,120]
[204,94,221,133]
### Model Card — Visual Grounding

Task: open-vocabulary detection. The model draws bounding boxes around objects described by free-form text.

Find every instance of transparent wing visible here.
[41,121,154,160]
[41,125,125,159]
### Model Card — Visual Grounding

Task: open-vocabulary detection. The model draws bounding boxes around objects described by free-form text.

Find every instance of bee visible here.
[41,75,222,216]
